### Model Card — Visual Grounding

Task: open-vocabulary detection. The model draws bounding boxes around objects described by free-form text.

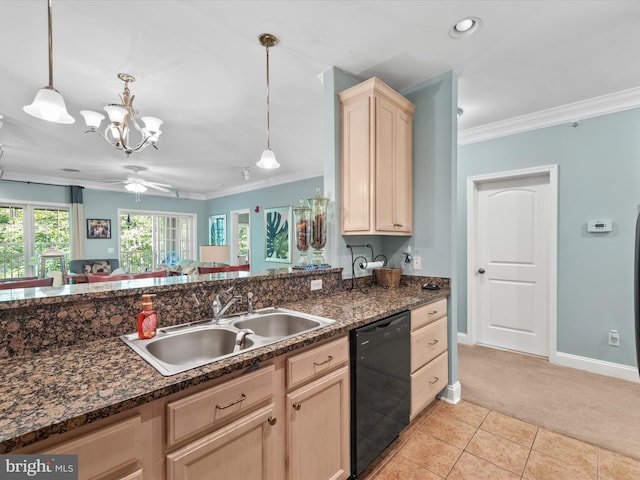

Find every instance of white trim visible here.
[466,165,558,360]
[553,352,639,383]
[457,332,471,345]
[437,381,461,404]
[459,86,640,145]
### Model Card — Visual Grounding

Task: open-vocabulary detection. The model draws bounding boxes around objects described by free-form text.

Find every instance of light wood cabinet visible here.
[164,365,278,480]
[15,406,154,480]
[411,299,449,419]
[339,77,415,235]
[285,336,350,480]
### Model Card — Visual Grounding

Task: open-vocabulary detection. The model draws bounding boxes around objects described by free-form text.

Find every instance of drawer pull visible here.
[216,393,246,410]
[428,310,438,315]
[268,416,277,426]
[313,355,333,367]
[428,339,439,346]
[429,376,440,385]
[293,402,302,411]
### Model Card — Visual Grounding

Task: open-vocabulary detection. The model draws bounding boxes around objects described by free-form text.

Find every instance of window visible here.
[119,210,196,272]
[0,203,70,279]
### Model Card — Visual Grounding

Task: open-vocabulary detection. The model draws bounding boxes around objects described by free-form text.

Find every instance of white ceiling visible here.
[1,0,639,199]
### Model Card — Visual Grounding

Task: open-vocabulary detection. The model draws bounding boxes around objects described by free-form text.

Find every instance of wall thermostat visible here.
[587,219,612,232]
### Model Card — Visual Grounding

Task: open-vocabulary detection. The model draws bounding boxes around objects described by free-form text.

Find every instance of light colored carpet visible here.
[458,343,640,461]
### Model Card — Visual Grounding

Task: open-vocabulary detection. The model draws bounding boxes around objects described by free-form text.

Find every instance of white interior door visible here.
[473,173,552,356]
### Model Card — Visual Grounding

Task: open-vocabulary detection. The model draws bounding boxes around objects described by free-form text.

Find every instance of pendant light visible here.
[23,0,75,124]
[256,33,280,169]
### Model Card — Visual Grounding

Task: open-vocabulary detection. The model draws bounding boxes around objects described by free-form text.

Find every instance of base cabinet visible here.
[166,404,277,480]
[410,298,449,419]
[286,366,350,480]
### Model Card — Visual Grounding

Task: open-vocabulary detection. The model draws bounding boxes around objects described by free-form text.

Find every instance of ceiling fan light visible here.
[141,116,163,133]
[80,110,105,129]
[104,104,128,124]
[125,182,147,193]
[23,87,75,124]
[256,149,280,169]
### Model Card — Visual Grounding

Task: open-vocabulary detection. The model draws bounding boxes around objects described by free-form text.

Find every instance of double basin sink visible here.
[121,307,336,376]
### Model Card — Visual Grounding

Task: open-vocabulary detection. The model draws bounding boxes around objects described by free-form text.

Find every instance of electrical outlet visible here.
[310,279,322,291]
[608,330,620,346]
[107,247,115,254]
[413,256,422,270]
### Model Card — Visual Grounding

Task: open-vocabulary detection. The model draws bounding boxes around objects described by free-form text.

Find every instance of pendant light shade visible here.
[23,0,74,124]
[256,33,280,169]
[24,86,74,124]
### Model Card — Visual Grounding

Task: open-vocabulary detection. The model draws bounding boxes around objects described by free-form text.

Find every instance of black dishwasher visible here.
[350,310,411,477]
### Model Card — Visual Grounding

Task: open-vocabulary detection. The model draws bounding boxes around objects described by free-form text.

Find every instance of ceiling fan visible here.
[110,166,172,193]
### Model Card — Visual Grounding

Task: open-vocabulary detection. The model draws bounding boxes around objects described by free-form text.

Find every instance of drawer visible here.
[45,415,143,480]
[167,365,274,447]
[412,298,447,330]
[411,351,448,420]
[411,316,447,372]
[286,336,349,390]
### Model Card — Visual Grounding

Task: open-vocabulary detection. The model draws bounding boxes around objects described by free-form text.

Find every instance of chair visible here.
[0,277,54,290]
[197,264,250,274]
[86,270,167,283]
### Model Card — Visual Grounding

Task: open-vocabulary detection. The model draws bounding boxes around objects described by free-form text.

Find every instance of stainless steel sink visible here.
[121,307,335,376]
[146,328,254,365]
[232,313,322,338]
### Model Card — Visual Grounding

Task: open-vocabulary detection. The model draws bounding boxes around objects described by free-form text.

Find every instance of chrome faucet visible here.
[247,292,254,314]
[212,286,242,322]
[232,328,255,353]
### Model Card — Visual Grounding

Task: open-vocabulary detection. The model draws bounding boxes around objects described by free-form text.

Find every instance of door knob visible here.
[478,268,485,274]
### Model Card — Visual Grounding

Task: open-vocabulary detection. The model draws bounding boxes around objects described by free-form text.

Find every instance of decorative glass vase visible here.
[292,199,312,267]
[308,188,329,265]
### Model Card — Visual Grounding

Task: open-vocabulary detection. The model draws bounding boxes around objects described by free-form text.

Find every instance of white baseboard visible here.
[457,332,471,344]
[457,335,639,382]
[438,381,461,404]
[553,352,639,383]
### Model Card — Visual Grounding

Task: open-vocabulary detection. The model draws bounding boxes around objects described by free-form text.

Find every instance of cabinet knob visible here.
[268,416,277,426]
[478,268,485,274]
[293,402,301,411]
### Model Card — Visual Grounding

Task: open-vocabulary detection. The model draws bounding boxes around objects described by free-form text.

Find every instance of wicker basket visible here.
[374,267,402,288]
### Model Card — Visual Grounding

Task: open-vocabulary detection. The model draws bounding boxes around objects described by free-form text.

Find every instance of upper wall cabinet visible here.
[339,77,415,236]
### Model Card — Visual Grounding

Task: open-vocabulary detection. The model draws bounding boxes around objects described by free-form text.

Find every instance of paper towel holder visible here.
[346,244,387,294]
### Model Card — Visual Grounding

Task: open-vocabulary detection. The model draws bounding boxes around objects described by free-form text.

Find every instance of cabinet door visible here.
[166,404,277,480]
[393,108,412,233]
[341,95,372,233]
[286,366,350,480]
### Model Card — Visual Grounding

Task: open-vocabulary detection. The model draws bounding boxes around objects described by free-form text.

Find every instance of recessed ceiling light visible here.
[449,17,482,39]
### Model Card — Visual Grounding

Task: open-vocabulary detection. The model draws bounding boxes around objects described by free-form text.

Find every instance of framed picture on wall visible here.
[264,206,291,263]
[87,219,111,239]
[208,214,226,245]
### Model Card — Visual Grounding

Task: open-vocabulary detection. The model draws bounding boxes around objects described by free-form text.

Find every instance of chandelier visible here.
[256,33,280,169]
[80,73,162,156]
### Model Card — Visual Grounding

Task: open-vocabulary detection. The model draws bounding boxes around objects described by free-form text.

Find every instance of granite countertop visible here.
[0,284,448,453]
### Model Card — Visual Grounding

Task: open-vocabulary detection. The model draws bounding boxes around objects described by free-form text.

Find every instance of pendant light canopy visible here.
[23,0,74,124]
[256,33,280,169]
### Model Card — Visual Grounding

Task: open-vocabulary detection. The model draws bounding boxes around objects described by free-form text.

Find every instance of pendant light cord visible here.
[265,43,271,149]
[47,0,54,88]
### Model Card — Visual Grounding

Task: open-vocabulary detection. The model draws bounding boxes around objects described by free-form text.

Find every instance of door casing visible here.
[466,164,558,362]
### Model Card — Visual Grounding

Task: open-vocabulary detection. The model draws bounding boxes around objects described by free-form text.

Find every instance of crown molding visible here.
[459,87,640,145]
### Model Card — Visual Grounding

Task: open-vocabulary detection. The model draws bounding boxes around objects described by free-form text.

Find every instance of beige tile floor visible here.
[358,400,640,480]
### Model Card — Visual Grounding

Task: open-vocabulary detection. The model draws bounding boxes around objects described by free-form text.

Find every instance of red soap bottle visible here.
[138,294,157,339]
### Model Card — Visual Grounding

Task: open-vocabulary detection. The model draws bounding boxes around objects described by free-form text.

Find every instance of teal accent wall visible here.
[457,108,640,368]
[0,182,207,259]
[205,177,323,273]
[83,189,207,259]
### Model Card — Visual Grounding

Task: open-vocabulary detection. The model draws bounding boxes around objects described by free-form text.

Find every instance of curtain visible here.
[70,185,84,259]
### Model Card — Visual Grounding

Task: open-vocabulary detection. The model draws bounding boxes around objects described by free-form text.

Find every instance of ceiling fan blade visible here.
[146,183,171,193]
[141,179,172,188]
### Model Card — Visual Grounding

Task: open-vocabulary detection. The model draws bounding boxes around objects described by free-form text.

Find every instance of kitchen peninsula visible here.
[0,268,449,479]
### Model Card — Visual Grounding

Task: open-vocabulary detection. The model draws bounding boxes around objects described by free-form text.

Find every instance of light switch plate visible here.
[107,247,115,253]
